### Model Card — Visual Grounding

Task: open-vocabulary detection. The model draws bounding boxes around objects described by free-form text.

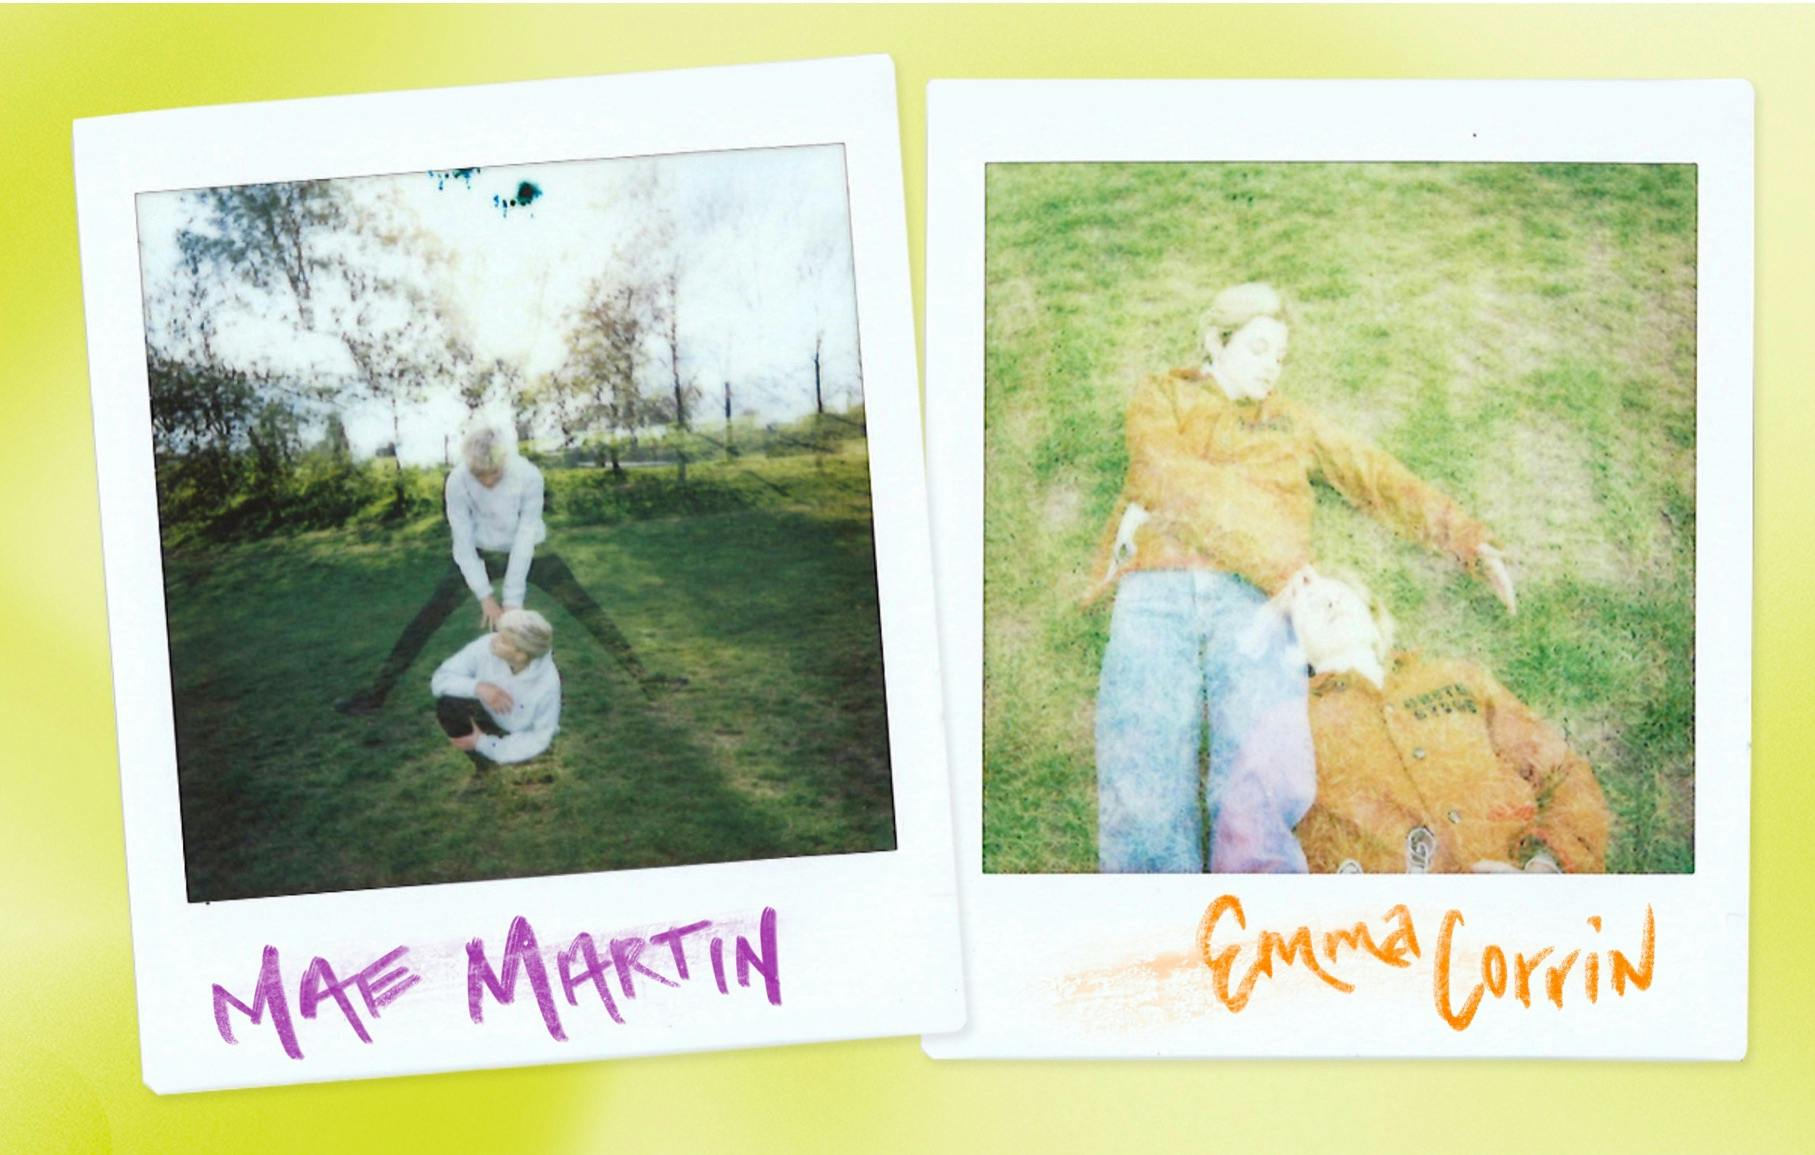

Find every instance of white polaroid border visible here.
[75,55,963,1093]
[922,80,1751,1059]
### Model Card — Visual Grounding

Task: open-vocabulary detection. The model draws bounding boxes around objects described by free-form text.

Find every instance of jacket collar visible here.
[1174,365,1280,418]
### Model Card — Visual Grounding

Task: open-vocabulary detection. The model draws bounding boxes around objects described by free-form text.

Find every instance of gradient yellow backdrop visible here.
[3,5,1811,1151]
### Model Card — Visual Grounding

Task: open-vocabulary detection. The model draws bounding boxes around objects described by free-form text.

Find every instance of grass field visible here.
[165,445,895,901]
[982,162,1697,874]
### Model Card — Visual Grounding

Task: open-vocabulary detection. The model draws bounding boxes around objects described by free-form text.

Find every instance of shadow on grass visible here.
[165,463,894,901]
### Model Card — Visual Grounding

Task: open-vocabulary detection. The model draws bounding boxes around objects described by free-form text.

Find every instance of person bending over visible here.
[1086,282,1517,875]
[432,607,562,766]
[338,423,676,714]
[1271,568,1608,874]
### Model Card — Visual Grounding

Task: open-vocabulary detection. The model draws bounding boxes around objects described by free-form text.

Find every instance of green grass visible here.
[165,445,895,901]
[982,162,1696,874]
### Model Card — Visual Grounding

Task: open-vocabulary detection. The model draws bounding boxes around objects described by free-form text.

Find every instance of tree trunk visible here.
[813,333,824,415]
[723,381,734,458]
[812,333,826,471]
[390,403,407,512]
[668,304,688,486]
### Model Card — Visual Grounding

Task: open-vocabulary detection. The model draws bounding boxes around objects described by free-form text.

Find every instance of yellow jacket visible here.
[1090,369,1492,598]
[1295,654,1610,874]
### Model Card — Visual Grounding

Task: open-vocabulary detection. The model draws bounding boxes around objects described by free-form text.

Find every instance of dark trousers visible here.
[435,695,507,739]
[355,550,650,705]
[436,696,507,769]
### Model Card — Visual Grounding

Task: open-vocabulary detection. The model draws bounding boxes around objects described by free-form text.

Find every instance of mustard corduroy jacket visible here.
[1296,654,1610,874]
[1088,369,1492,599]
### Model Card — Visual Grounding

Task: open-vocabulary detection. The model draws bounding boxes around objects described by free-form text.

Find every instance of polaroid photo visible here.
[74,54,962,1092]
[922,80,1751,1058]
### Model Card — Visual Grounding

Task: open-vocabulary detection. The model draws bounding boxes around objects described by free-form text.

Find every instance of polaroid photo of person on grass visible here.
[75,55,961,1092]
[923,80,1751,1059]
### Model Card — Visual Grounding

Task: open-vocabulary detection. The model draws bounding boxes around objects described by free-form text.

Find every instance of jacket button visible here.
[1412,747,1427,759]
[1447,808,1462,824]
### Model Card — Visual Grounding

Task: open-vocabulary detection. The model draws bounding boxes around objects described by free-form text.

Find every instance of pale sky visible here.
[136,144,864,465]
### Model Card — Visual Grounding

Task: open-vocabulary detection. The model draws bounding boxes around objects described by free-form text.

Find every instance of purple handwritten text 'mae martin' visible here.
[212,908,782,1059]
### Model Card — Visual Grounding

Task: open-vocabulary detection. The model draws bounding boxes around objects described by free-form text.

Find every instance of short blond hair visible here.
[1201,282,1289,358]
[497,608,554,659]
[461,425,508,473]
[1322,568,1397,664]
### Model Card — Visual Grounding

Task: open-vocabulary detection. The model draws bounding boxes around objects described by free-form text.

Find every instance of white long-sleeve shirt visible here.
[445,456,547,608]
[430,634,562,763]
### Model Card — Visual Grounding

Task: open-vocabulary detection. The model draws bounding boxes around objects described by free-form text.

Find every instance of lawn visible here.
[165,445,895,901]
[982,162,1697,874]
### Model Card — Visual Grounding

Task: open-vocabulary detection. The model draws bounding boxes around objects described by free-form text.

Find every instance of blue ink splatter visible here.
[428,167,482,190]
[492,181,543,217]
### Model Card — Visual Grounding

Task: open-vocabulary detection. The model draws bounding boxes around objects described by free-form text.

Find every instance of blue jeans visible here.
[1096,570,1315,873]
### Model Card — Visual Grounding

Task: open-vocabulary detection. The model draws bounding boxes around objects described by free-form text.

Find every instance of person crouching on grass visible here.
[432,608,562,767]
[1085,281,1518,875]
[1269,567,1609,874]
[337,423,677,716]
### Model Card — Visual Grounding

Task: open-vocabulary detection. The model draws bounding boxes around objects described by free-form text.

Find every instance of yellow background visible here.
[3,5,1811,1150]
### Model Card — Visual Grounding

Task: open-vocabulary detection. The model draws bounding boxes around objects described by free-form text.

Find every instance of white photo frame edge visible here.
[921,78,1752,1060]
[74,53,965,1093]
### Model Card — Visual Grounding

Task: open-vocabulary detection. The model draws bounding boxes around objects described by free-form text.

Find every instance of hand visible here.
[480,596,506,629]
[1477,543,1517,616]
[1104,502,1152,581]
[1240,566,1316,657]
[1524,850,1561,874]
[476,681,514,713]
[450,722,485,752]
[1470,860,1523,874]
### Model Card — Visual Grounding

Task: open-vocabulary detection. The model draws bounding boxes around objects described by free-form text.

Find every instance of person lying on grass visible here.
[1265,567,1608,874]
[432,607,562,766]
[338,423,680,715]
[1086,281,1517,875]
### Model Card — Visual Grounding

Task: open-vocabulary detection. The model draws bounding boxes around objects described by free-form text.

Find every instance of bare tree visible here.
[795,229,847,451]
[461,355,522,419]
[612,163,703,484]
[143,252,270,504]
[179,181,345,330]
[655,263,695,483]
[182,181,467,512]
[521,365,590,453]
[561,277,649,475]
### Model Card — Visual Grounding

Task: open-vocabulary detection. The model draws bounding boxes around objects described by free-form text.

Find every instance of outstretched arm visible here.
[501,466,546,609]
[1482,670,1610,873]
[446,473,493,604]
[1306,409,1516,613]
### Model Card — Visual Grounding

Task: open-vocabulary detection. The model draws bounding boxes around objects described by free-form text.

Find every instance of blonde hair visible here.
[497,608,554,659]
[1323,567,1398,664]
[461,425,509,473]
[1201,282,1289,358]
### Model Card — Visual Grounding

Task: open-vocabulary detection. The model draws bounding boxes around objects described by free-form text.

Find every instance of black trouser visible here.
[354,550,650,705]
[435,695,507,768]
[435,695,507,739]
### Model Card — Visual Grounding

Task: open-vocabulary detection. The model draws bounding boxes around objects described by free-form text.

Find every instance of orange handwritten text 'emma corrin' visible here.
[1194,896,1655,1030]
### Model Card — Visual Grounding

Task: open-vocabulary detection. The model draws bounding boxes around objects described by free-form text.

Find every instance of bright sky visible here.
[135,144,863,465]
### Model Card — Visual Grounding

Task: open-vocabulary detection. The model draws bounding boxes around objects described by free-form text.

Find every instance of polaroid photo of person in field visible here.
[927,79,1743,1062]
[980,163,1695,878]
[138,146,897,902]
[84,58,965,1090]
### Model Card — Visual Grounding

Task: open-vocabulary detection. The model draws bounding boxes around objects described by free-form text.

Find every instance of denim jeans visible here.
[1096,570,1316,873]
